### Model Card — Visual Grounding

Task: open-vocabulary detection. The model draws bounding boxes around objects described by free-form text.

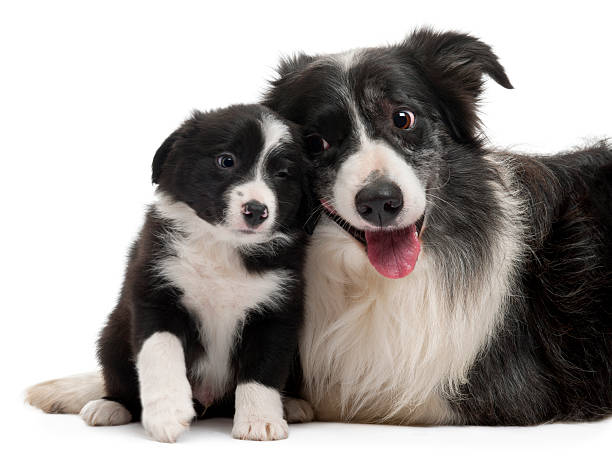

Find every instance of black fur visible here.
[264,28,612,425]
[454,145,612,424]
[97,104,310,421]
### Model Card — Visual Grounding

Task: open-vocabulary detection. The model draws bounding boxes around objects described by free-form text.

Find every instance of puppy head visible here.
[153,104,310,246]
[264,28,512,278]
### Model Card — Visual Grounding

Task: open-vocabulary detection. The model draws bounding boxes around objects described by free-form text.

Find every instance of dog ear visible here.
[276,53,316,80]
[151,132,178,184]
[403,28,513,143]
[263,53,316,117]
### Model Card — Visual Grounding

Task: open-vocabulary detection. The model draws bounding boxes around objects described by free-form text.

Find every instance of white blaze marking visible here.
[332,112,427,230]
[225,114,291,234]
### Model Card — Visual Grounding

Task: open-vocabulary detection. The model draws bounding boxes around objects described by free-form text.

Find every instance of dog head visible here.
[152,104,312,246]
[264,28,512,278]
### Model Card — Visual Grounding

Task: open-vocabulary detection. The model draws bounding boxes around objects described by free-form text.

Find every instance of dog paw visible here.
[141,399,195,443]
[80,399,132,426]
[232,417,289,441]
[283,397,314,423]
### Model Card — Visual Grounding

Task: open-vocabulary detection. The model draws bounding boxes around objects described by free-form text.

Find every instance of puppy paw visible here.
[232,417,289,441]
[233,382,288,441]
[141,398,195,443]
[80,399,132,426]
[283,397,314,423]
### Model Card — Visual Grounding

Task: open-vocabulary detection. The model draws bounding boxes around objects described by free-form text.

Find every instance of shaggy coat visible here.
[264,28,612,425]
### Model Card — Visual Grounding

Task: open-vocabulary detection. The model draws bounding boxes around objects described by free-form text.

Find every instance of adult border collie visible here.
[26,104,314,442]
[264,28,612,425]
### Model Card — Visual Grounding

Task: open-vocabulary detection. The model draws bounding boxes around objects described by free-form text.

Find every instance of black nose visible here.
[242,200,269,228]
[355,180,403,227]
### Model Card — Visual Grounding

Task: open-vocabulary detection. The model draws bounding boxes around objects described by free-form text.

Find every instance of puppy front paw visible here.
[141,398,195,443]
[232,417,289,441]
[232,382,288,441]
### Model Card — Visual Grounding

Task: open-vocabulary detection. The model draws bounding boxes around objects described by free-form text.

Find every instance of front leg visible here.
[232,382,288,441]
[231,309,301,441]
[137,331,195,443]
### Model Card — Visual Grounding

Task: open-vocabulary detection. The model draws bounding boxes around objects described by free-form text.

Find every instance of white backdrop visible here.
[1,1,611,458]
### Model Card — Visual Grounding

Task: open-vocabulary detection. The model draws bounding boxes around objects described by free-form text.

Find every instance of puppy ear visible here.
[151,132,178,184]
[403,28,513,142]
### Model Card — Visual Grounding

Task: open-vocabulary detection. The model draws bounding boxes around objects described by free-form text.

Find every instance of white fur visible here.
[257,113,291,177]
[25,372,104,414]
[137,332,195,443]
[27,115,295,434]
[331,48,362,71]
[224,114,291,234]
[332,134,427,230]
[232,382,288,441]
[301,157,526,424]
[80,399,132,426]
[154,194,294,405]
[189,114,293,246]
[225,179,278,233]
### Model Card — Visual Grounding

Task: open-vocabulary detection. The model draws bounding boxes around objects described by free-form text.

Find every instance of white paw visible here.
[141,398,195,443]
[283,397,314,423]
[79,399,132,426]
[232,417,289,441]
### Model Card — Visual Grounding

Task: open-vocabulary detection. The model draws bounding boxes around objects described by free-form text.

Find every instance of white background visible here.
[1,1,611,458]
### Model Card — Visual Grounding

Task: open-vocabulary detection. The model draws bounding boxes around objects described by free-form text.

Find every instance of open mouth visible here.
[321,201,424,279]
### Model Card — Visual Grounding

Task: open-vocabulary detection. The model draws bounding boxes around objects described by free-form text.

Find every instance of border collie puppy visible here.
[26,104,314,442]
[263,29,612,425]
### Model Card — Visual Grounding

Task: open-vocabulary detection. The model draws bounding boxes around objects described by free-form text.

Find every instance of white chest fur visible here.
[154,199,291,401]
[300,160,525,424]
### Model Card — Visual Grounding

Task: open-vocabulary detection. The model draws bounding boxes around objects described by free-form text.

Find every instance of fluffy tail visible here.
[25,372,105,414]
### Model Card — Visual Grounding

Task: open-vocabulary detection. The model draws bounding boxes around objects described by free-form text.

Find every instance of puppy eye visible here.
[216,153,235,168]
[305,134,330,154]
[392,111,416,130]
[275,169,289,179]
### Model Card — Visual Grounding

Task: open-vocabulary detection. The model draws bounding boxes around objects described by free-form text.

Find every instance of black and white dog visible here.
[264,29,612,425]
[26,104,313,441]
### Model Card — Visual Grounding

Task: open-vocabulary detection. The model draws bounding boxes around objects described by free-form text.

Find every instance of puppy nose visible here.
[242,200,269,228]
[355,180,403,227]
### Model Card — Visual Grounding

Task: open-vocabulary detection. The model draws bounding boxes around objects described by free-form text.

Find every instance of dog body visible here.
[27,104,313,441]
[265,30,612,425]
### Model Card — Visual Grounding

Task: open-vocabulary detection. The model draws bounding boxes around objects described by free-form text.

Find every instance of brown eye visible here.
[305,134,330,153]
[216,153,235,168]
[392,111,416,130]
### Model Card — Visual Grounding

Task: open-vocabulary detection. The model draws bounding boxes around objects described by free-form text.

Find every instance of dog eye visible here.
[305,134,330,154]
[216,153,235,168]
[392,111,415,130]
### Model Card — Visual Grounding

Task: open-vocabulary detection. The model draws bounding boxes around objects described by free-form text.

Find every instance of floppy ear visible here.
[403,28,513,142]
[151,132,178,184]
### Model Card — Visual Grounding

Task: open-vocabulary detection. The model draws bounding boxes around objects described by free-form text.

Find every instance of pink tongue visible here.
[365,225,421,279]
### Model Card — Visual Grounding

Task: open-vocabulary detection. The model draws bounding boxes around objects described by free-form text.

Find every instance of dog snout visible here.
[355,180,403,227]
[241,200,269,228]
